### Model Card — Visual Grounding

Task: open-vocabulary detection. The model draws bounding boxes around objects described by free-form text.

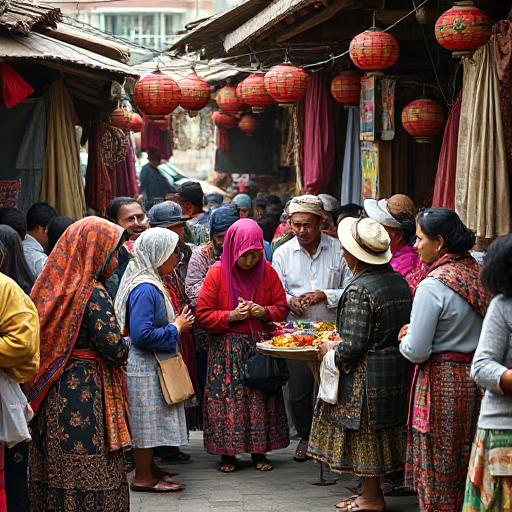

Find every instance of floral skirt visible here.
[308,398,406,477]
[203,333,289,456]
[463,428,512,512]
[29,359,129,512]
[0,446,5,512]
[406,360,480,512]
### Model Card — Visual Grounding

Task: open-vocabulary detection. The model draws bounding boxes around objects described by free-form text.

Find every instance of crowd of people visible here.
[0,182,511,512]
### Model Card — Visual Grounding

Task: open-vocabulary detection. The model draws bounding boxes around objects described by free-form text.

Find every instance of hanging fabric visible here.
[456,41,510,239]
[141,117,173,160]
[41,81,86,219]
[432,96,461,210]
[301,72,336,194]
[109,136,138,198]
[341,107,362,205]
[0,63,33,109]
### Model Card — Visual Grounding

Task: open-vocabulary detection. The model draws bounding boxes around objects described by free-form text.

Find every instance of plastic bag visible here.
[317,350,340,404]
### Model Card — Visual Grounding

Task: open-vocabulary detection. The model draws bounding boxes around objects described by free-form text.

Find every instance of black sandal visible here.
[293,439,310,462]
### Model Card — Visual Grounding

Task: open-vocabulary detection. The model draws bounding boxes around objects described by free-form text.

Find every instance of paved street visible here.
[130,432,419,512]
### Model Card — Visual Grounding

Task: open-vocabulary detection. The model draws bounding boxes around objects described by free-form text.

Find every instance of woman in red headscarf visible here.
[196,219,289,473]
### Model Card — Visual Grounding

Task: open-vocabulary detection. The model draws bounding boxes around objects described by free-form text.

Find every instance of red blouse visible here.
[196,262,289,334]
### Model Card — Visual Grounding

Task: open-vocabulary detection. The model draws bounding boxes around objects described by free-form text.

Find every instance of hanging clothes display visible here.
[141,118,172,160]
[456,41,510,239]
[41,81,86,219]
[109,136,138,198]
[432,96,461,210]
[341,107,362,205]
[301,72,335,195]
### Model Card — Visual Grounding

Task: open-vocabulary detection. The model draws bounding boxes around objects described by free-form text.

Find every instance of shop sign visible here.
[360,76,376,141]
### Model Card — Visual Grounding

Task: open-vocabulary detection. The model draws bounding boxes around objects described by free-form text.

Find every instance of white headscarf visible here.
[114,227,179,331]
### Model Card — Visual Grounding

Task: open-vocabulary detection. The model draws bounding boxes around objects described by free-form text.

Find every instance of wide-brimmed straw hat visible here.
[338,217,392,265]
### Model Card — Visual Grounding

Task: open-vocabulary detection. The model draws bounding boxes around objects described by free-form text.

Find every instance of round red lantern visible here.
[110,107,132,130]
[330,71,361,106]
[237,73,274,112]
[349,29,400,72]
[134,71,181,116]
[212,111,238,129]
[435,3,491,57]
[239,114,260,136]
[178,72,210,116]
[215,85,246,113]
[401,99,445,143]
[128,113,144,133]
[264,63,309,105]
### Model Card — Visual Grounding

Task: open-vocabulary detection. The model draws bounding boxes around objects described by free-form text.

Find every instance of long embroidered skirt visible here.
[463,428,512,512]
[203,333,289,455]
[0,446,5,512]
[406,360,480,512]
[29,359,129,512]
[308,398,406,477]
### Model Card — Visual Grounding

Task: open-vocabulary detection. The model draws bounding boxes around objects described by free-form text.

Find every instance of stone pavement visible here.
[130,432,419,512]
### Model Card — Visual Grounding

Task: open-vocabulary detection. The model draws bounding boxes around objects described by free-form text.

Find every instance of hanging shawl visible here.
[27,217,123,410]
[114,227,179,331]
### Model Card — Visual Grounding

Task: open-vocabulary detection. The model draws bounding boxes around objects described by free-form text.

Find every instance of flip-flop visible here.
[335,500,385,512]
[251,455,273,472]
[335,496,359,509]
[293,440,310,462]
[218,456,239,473]
[130,479,183,493]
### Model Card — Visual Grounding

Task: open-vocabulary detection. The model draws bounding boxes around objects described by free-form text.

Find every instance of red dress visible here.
[196,262,290,455]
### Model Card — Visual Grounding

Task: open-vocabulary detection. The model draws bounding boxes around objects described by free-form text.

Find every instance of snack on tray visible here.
[268,329,340,349]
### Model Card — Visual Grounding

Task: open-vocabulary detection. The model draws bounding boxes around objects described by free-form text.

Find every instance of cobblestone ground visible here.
[130,432,419,512]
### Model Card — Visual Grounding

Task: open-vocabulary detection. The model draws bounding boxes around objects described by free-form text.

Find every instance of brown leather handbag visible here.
[154,353,195,405]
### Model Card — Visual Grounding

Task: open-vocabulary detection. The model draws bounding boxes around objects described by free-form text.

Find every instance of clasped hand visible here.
[174,305,195,333]
[229,298,265,321]
[289,290,327,316]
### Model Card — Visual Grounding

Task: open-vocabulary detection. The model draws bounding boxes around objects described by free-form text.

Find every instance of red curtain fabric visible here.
[0,63,34,108]
[301,72,336,194]
[431,96,462,209]
[109,137,139,198]
[141,118,173,160]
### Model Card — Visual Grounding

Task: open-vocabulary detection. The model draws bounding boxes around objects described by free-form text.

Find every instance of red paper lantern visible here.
[110,108,132,130]
[212,111,238,129]
[349,29,400,72]
[330,71,361,106]
[435,3,492,57]
[128,113,144,133]
[134,71,181,116]
[401,99,445,143]
[237,73,274,112]
[264,63,309,105]
[239,114,260,136]
[178,72,210,115]
[215,85,246,113]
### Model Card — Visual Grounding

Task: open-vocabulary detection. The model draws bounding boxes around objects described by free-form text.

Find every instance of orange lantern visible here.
[178,72,210,115]
[435,3,492,57]
[110,107,132,130]
[237,73,274,112]
[330,71,361,106]
[239,114,260,136]
[134,71,181,116]
[128,113,144,133]
[212,111,238,129]
[349,29,400,72]
[264,63,309,105]
[401,99,445,143]
[215,85,246,113]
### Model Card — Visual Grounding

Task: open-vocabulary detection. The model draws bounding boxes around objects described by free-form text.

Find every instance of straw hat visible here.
[364,194,416,228]
[338,217,392,265]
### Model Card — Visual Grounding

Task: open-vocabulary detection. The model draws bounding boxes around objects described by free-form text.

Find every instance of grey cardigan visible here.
[471,295,512,429]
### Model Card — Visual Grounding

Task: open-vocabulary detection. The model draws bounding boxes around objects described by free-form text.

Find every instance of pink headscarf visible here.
[217,218,265,307]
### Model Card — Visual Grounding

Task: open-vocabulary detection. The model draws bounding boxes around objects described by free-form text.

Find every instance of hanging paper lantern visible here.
[134,71,181,116]
[178,72,210,116]
[212,111,238,129]
[128,113,144,133]
[330,71,361,106]
[215,85,246,113]
[238,114,260,136]
[401,99,445,143]
[435,3,492,57]
[237,73,274,112]
[264,63,309,105]
[349,29,400,72]
[110,108,132,130]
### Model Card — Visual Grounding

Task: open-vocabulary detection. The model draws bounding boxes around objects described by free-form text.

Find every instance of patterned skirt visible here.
[406,360,480,512]
[126,348,188,449]
[203,333,289,455]
[463,428,512,512]
[308,398,406,477]
[0,446,5,512]
[29,358,129,512]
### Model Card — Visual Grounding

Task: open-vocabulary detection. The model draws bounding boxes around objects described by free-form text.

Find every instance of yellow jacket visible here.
[0,273,40,383]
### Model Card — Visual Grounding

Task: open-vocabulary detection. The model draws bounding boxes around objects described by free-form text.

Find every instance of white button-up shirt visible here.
[22,234,47,277]
[272,234,350,323]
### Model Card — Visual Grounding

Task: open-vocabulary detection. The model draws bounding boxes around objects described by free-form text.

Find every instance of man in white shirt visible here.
[272,195,350,462]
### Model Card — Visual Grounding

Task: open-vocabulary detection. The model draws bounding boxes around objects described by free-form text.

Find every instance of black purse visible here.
[242,353,289,395]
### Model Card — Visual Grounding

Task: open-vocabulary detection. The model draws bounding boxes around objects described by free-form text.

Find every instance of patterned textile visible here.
[126,348,188,449]
[28,286,130,512]
[203,333,289,455]
[463,428,512,511]
[406,358,480,512]
[0,446,5,512]
[308,398,406,477]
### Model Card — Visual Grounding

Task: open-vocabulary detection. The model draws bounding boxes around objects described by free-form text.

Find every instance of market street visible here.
[130,432,419,512]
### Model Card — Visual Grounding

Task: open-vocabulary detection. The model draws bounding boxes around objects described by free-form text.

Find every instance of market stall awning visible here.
[0,0,61,35]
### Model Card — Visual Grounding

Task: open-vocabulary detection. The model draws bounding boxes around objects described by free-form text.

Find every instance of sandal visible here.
[335,498,385,511]
[218,455,238,473]
[251,454,273,472]
[335,496,359,509]
[130,479,183,493]
[293,439,310,462]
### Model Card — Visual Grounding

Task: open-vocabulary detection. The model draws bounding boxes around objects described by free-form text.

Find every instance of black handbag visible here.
[242,353,289,395]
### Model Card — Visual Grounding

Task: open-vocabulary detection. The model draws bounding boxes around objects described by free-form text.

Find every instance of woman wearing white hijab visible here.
[115,228,194,493]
